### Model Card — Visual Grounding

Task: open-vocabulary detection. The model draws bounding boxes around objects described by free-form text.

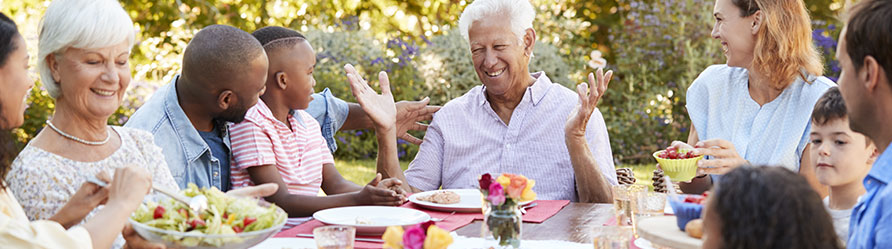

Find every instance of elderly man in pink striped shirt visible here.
[383,0,618,203]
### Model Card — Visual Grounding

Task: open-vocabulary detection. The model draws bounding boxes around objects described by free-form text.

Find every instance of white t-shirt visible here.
[823,196,859,245]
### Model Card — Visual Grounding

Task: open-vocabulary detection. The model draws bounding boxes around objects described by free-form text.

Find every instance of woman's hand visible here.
[50,180,109,229]
[106,166,152,212]
[355,174,404,206]
[693,139,749,175]
[344,64,397,132]
[565,68,613,138]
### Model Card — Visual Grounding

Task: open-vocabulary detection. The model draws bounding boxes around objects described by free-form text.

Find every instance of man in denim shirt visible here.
[128,26,437,191]
[126,25,269,191]
[836,0,892,248]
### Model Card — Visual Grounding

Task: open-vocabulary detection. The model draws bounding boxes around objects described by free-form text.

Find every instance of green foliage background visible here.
[1,0,845,164]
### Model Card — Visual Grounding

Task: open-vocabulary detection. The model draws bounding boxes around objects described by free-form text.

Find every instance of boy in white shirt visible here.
[809,87,878,243]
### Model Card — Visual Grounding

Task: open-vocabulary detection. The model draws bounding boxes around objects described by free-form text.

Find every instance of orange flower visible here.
[507,176,527,199]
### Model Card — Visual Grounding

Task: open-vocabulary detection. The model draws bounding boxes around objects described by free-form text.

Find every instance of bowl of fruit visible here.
[668,193,707,231]
[653,147,704,182]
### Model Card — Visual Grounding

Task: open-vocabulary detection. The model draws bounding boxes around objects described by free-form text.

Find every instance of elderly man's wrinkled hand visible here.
[344,64,397,132]
[565,68,613,137]
[395,98,440,145]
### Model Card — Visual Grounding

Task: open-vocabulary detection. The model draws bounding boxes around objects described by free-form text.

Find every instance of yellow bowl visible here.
[653,150,703,182]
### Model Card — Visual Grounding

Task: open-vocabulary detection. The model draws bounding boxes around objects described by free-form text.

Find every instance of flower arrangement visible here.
[478,173,536,248]
[479,173,537,206]
[382,221,453,249]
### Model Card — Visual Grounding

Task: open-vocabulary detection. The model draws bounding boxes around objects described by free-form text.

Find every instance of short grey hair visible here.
[37,0,135,98]
[457,0,536,46]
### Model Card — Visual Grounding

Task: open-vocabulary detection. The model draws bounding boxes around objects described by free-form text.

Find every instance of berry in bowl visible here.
[653,147,704,182]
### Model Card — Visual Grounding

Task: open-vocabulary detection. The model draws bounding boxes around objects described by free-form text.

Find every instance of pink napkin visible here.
[274,205,477,249]
[402,199,570,223]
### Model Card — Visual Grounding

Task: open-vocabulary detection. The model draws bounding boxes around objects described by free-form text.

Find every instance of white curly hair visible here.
[37,0,135,98]
[457,0,536,46]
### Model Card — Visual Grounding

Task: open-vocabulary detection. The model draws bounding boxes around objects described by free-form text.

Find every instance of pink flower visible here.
[479,173,493,190]
[403,225,426,249]
[487,182,505,206]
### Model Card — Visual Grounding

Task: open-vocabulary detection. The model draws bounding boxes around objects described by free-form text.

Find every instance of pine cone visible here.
[653,169,667,193]
[616,168,637,185]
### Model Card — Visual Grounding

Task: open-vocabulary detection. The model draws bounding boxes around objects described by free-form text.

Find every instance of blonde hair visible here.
[745,0,823,88]
[37,0,135,98]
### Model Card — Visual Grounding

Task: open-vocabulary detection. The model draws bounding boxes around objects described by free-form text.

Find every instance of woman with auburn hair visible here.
[673,0,835,194]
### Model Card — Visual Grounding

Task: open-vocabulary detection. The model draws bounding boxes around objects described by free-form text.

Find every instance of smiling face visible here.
[48,41,130,120]
[810,118,875,186]
[276,40,316,110]
[467,14,533,97]
[0,36,33,129]
[711,0,758,67]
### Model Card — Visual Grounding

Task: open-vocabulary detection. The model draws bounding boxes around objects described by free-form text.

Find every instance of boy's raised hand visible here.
[344,64,397,132]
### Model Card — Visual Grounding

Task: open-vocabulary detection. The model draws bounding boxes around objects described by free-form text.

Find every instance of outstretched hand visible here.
[344,64,397,131]
[395,98,440,145]
[565,68,613,137]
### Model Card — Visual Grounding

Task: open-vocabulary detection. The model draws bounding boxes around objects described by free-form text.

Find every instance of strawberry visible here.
[189,218,206,229]
[232,225,243,233]
[153,206,165,219]
[243,217,257,227]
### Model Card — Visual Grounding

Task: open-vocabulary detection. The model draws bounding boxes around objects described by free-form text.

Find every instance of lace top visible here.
[5,126,178,248]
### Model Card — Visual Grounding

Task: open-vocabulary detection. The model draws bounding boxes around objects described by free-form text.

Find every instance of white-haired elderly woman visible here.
[5,0,177,247]
[384,0,618,203]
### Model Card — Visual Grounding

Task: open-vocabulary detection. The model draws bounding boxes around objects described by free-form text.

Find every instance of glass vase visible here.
[482,201,522,248]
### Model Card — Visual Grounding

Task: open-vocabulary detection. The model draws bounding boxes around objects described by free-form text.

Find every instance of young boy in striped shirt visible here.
[229,26,406,227]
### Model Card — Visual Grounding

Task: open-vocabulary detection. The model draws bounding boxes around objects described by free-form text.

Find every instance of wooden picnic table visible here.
[454,203,615,244]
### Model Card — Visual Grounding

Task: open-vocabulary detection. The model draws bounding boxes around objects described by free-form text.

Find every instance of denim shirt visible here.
[125,75,232,191]
[848,142,892,249]
[304,88,349,153]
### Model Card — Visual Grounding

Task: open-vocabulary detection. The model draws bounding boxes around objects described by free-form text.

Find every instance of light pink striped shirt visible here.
[405,72,617,201]
[229,100,334,227]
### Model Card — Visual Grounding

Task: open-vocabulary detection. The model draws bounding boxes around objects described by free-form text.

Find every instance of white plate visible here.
[312,206,430,235]
[409,189,532,213]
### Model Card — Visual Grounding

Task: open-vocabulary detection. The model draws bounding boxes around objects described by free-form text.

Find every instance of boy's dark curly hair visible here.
[712,166,842,249]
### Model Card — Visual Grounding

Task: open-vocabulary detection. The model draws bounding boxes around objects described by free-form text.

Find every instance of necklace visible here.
[45,120,112,146]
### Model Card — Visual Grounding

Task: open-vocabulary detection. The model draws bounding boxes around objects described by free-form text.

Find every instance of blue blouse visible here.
[686,65,835,172]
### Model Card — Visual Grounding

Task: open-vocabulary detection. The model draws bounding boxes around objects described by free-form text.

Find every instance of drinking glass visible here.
[313,226,356,249]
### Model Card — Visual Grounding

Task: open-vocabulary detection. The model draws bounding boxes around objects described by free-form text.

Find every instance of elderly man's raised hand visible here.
[565,68,613,138]
[344,64,397,132]
[395,98,440,145]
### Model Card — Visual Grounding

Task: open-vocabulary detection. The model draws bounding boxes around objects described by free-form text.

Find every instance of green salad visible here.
[131,184,286,247]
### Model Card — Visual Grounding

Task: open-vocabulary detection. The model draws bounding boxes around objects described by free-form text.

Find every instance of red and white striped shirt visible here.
[230,100,335,227]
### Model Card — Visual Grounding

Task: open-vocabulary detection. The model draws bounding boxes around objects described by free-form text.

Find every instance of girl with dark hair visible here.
[701,166,842,249]
[0,12,153,249]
